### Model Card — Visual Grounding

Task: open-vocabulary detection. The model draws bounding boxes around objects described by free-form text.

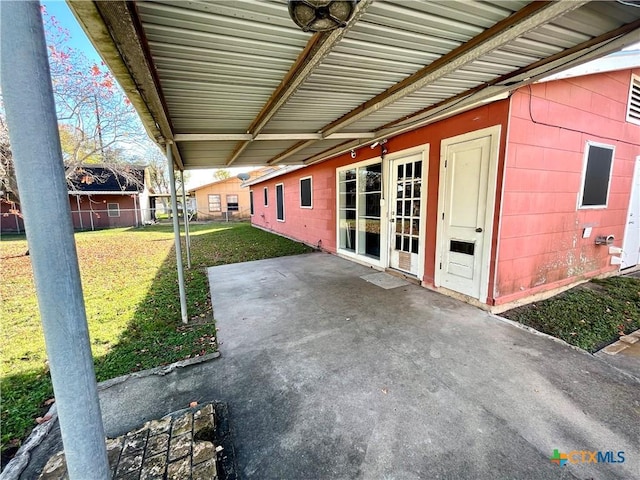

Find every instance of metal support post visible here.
[166,145,189,323]
[89,196,95,231]
[180,170,191,269]
[0,2,110,478]
[134,194,139,227]
[76,195,83,230]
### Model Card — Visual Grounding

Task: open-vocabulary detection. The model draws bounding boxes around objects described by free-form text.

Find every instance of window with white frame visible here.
[300,176,312,208]
[276,183,285,221]
[579,142,614,209]
[226,194,239,211]
[263,187,268,206]
[627,74,640,126]
[107,202,120,217]
[208,194,221,212]
[249,191,254,216]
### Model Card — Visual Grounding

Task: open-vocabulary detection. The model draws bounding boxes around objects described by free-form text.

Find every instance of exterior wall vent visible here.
[627,74,640,126]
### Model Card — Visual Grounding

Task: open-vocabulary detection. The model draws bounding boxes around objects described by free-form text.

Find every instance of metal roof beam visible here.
[379,18,640,132]
[225,0,373,166]
[174,132,376,142]
[320,0,587,136]
[269,140,318,165]
[263,0,588,165]
[302,25,640,166]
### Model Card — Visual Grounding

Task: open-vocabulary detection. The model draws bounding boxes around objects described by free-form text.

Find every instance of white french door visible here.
[388,153,425,276]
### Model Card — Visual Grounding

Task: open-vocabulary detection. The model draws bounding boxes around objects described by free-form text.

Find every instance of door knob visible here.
[475,227,483,233]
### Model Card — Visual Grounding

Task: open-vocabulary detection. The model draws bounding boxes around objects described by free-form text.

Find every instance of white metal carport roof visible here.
[68,0,640,171]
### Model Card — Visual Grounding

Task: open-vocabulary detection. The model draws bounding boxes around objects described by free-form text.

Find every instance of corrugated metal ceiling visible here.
[69,0,640,169]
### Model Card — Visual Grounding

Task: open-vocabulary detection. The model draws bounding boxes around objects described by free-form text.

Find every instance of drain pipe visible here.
[180,169,192,269]
[0,2,110,478]
[167,144,189,323]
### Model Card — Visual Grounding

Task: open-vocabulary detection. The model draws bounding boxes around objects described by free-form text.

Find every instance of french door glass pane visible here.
[393,158,422,258]
[339,163,381,259]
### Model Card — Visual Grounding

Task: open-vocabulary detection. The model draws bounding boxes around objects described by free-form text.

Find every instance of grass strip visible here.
[502,276,640,352]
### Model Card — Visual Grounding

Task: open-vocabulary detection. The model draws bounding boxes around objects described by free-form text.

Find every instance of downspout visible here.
[180,170,191,269]
[167,143,188,323]
[0,2,110,478]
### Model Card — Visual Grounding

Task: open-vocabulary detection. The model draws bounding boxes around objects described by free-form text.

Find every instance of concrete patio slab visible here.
[15,252,639,480]
[203,253,639,479]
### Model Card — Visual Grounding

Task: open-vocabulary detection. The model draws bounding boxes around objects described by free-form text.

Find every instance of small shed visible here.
[67,165,150,230]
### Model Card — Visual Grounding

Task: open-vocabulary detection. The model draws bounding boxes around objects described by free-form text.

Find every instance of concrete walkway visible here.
[17,252,640,479]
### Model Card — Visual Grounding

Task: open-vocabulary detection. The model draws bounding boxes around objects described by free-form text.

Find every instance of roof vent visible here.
[288,0,358,32]
[626,74,640,126]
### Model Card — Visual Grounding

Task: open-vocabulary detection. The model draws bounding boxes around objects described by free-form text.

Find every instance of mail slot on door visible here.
[450,240,475,256]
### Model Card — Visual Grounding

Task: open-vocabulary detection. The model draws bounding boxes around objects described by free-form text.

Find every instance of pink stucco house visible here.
[247,60,640,311]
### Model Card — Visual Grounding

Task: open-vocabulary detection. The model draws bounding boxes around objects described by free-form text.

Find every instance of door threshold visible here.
[385,268,421,285]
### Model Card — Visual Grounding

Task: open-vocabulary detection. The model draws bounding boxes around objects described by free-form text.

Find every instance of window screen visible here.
[208,194,221,212]
[226,194,239,211]
[581,144,614,208]
[249,191,254,215]
[276,184,284,221]
[300,177,312,208]
[107,203,120,217]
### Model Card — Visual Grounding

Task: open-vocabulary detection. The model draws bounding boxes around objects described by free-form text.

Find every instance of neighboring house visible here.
[247,63,640,311]
[1,165,150,233]
[190,168,276,220]
[68,166,150,230]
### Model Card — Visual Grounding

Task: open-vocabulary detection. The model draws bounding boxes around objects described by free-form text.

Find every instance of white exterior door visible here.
[436,126,500,302]
[388,153,425,276]
[622,157,640,269]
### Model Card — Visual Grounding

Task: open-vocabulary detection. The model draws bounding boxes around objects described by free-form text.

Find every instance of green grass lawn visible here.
[1,222,312,458]
[502,276,640,352]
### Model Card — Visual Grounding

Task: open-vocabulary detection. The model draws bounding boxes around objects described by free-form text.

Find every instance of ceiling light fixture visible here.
[288,0,358,32]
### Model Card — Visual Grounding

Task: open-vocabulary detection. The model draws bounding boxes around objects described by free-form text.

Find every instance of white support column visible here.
[180,170,191,269]
[166,144,189,324]
[0,2,110,478]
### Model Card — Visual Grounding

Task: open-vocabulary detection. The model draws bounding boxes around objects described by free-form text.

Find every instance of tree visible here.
[45,9,146,190]
[0,7,150,208]
[214,169,231,181]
